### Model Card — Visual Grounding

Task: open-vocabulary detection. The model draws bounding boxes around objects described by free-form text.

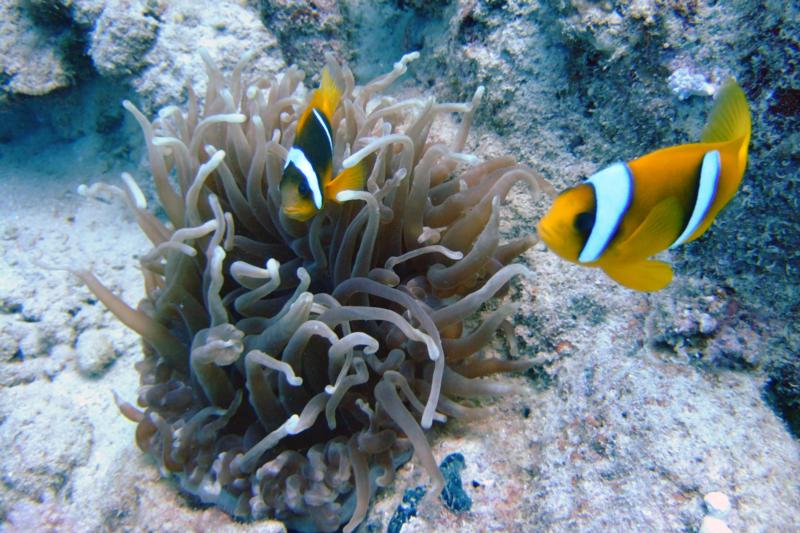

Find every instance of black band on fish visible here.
[312,108,333,152]
[671,149,720,248]
[578,162,634,263]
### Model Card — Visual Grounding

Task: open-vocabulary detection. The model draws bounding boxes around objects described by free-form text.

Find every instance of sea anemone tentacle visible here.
[79,52,549,532]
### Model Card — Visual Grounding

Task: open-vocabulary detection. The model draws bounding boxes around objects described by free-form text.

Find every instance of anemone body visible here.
[85,53,550,532]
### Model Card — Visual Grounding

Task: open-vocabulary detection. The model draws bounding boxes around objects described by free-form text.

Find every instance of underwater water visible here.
[1,1,798,532]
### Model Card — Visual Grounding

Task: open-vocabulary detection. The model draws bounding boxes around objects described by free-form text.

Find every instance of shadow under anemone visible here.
[77,51,552,532]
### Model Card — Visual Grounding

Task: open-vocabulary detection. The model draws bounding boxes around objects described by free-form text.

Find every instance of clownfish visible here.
[280,68,366,221]
[537,79,751,291]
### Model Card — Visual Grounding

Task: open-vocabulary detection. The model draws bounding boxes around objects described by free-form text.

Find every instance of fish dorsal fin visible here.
[297,68,343,134]
[308,68,342,123]
[671,150,720,247]
[700,78,751,148]
[326,162,366,203]
[601,259,674,292]
[616,196,684,260]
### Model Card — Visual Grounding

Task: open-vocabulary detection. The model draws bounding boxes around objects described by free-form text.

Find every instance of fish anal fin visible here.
[326,163,366,203]
[616,197,684,260]
[602,259,674,292]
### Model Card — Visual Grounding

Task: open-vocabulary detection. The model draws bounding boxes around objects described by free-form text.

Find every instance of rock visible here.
[128,0,286,113]
[647,279,768,369]
[704,491,731,518]
[0,322,19,363]
[0,268,25,314]
[17,326,51,360]
[0,322,72,386]
[0,0,74,102]
[700,515,732,533]
[75,328,118,376]
[558,0,644,61]
[3,1,800,531]
[67,0,108,27]
[89,0,161,77]
[0,382,93,507]
[0,0,286,114]
[4,493,77,532]
[259,0,347,76]
[668,67,716,100]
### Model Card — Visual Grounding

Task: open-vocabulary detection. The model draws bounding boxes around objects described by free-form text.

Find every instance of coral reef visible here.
[390,0,800,438]
[88,0,160,77]
[667,67,715,100]
[2,0,286,114]
[258,0,347,76]
[3,1,800,530]
[0,0,84,103]
[764,358,800,439]
[647,280,768,370]
[78,52,547,531]
[400,0,799,316]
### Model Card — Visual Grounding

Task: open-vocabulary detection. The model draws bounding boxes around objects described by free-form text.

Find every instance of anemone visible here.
[79,51,550,532]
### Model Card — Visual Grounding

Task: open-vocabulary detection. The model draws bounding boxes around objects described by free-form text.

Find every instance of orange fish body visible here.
[537,79,751,291]
[280,68,366,222]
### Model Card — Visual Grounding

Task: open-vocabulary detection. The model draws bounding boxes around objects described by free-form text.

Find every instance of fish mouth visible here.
[536,222,553,247]
[282,205,311,222]
[536,223,576,262]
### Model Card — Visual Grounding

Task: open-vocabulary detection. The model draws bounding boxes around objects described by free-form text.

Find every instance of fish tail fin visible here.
[309,67,342,124]
[700,78,751,170]
[326,162,366,203]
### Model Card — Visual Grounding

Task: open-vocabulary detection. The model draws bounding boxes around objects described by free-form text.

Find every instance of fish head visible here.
[536,183,596,263]
[280,164,318,222]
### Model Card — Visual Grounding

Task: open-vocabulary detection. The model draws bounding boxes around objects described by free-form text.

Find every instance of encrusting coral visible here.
[77,51,550,532]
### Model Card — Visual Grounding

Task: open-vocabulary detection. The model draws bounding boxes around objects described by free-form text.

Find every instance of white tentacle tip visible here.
[284,414,301,434]
[397,52,420,69]
[336,190,362,202]
[449,152,480,165]
[341,155,357,169]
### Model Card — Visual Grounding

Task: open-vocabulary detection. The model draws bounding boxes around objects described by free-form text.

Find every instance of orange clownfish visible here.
[537,78,751,291]
[280,68,366,222]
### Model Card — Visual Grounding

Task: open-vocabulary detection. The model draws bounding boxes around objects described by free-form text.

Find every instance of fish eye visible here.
[298,180,311,198]
[573,211,595,241]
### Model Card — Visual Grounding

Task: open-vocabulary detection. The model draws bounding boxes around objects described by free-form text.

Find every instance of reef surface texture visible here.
[1,1,799,532]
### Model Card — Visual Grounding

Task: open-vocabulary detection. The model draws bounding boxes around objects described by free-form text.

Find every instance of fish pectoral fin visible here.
[326,163,366,203]
[601,259,674,292]
[616,197,684,259]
